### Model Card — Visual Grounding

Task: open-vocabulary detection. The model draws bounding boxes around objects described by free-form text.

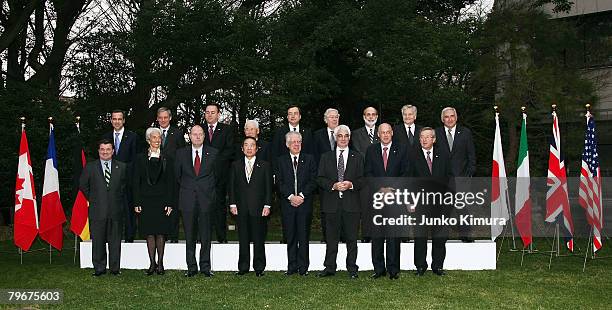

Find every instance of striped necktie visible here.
[104,161,111,188]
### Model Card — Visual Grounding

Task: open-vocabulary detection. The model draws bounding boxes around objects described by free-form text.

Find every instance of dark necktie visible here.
[293,156,298,195]
[194,150,201,176]
[208,125,214,143]
[293,155,298,170]
[447,129,454,152]
[383,146,389,172]
[408,126,414,145]
[162,129,167,148]
[368,128,374,144]
[337,150,345,182]
[426,151,432,174]
[329,130,335,150]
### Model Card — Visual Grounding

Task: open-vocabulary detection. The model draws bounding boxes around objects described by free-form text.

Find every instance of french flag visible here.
[40,123,66,250]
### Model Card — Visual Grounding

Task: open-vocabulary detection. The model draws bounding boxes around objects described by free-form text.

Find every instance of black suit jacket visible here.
[271,125,314,162]
[79,160,127,221]
[175,146,218,212]
[317,149,364,213]
[204,122,235,180]
[435,125,476,177]
[276,153,318,205]
[350,126,378,158]
[392,123,422,151]
[313,127,335,165]
[103,129,138,164]
[228,158,273,217]
[160,126,185,160]
[364,143,410,178]
[410,147,453,178]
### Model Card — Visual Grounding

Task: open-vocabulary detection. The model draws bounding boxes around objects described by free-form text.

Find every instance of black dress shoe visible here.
[284,270,297,276]
[389,273,399,279]
[415,268,426,276]
[255,271,265,277]
[460,237,474,243]
[299,271,309,276]
[317,271,335,277]
[432,269,446,276]
[146,264,157,276]
[201,271,214,277]
[92,270,106,277]
[235,271,248,276]
[349,272,359,279]
[156,265,165,275]
[185,270,198,277]
[110,270,121,276]
[370,272,386,279]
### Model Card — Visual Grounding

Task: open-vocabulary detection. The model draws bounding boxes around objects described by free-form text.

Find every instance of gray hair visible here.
[334,124,351,138]
[401,104,417,116]
[419,127,436,139]
[244,119,259,129]
[440,107,457,122]
[285,131,302,144]
[323,108,340,122]
[157,107,172,118]
[145,127,162,142]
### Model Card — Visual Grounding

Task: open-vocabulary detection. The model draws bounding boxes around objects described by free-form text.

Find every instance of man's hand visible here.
[164,206,172,216]
[290,195,304,207]
[230,206,238,215]
[134,206,142,213]
[262,208,270,217]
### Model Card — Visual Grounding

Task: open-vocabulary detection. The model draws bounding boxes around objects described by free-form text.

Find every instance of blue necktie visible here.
[114,132,120,155]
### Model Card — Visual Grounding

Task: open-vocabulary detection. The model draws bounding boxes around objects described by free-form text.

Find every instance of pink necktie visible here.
[383,147,388,171]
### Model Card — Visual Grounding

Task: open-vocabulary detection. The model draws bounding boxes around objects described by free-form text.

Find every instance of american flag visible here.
[578,113,603,252]
[545,111,574,251]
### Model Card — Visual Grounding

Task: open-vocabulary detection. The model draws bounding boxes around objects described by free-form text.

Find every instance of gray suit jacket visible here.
[350,126,379,157]
[79,160,128,221]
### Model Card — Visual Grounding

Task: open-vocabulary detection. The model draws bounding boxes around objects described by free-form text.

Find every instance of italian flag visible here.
[515,112,532,247]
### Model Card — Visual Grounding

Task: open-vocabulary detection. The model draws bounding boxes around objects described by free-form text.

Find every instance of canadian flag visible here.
[14,125,39,251]
[40,123,66,250]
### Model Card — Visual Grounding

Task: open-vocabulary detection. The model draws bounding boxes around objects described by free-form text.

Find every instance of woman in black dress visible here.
[134,127,176,275]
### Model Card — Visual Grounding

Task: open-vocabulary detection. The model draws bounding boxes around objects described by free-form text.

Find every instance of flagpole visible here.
[74,234,78,265]
[73,116,81,266]
[19,116,25,266]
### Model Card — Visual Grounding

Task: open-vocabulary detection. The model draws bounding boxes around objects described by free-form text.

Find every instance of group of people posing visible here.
[79,103,476,279]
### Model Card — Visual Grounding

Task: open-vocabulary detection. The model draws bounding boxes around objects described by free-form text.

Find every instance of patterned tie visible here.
[368,128,374,144]
[104,161,111,188]
[329,130,335,150]
[337,150,345,182]
[162,129,167,148]
[447,129,454,152]
[114,132,120,155]
[208,125,214,143]
[246,160,253,183]
[383,146,389,172]
[194,150,201,176]
[426,151,432,174]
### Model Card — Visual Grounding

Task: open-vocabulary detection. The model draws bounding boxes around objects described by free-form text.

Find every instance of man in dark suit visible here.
[393,104,422,152]
[435,107,476,242]
[157,107,185,243]
[410,127,452,276]
[271,106,314,162]
[350,106,379,157]
[317,125,363,279]
[239,119,270,163]
[313,108,340,165]
[79,139,128,276]
[102,109,138,242]
[350,106,379,243]
[276,131,318,276]
[203,103,235,243]
[175,125,218,277]
[229,137,273,277]
[365,123,410,279]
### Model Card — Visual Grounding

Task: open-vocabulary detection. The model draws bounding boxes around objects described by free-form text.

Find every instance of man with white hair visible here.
[240,119,271,163]
[350,106,379,157]
[313,108,340,164]
[393,104,422,151]
[317,125,364,279]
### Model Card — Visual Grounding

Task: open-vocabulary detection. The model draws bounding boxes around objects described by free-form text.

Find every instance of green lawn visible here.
[1,238,610,309]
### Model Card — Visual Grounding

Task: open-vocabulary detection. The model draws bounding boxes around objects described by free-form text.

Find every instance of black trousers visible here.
[414,208,448,270]
[212,181,228,241]
[124,199,136,240]
[237,212,267,273]
[371,237,401,275]
[323,210,359,273]
[90,218,122,273]
[169,205,180,240]
[282,204,312,273]
[182,206,212,273]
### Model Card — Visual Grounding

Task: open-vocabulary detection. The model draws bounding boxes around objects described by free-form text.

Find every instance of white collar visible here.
[113,127,125,135]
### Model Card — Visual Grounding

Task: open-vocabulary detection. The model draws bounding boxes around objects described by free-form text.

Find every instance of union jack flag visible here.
[545,111,573,251]
[578,113,603,252]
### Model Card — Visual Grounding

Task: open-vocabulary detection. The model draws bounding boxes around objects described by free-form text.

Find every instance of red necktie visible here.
[208,125,214,143]
[426,151,432,174]
[382,146,388,171]
[194,150,201,176]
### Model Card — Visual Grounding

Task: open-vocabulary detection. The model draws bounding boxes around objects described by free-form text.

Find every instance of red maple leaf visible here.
[15,176,24,206]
